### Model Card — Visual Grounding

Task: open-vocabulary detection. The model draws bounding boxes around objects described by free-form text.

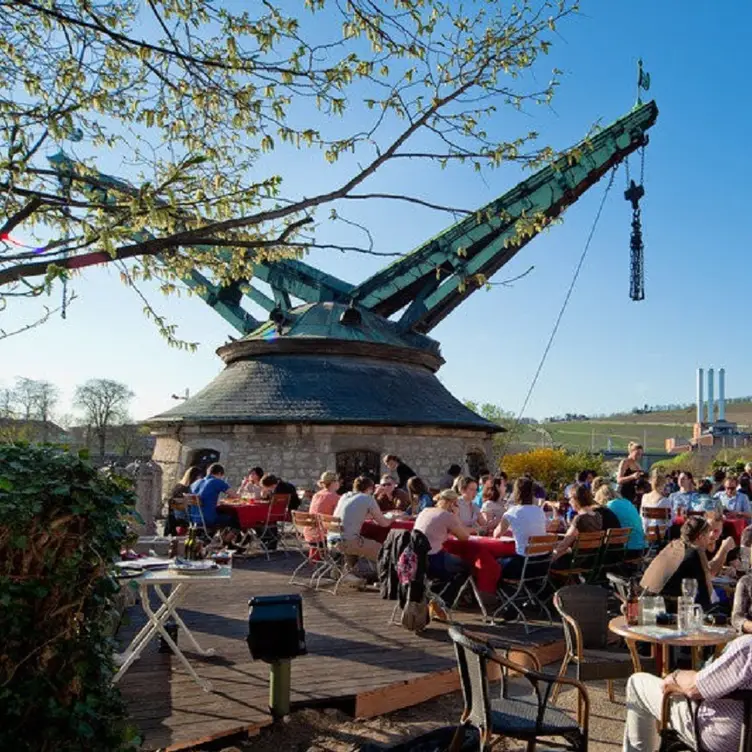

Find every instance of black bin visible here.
[247,594,307,662]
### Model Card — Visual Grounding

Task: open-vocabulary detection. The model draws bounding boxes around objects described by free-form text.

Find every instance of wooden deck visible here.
[117,556,565,751]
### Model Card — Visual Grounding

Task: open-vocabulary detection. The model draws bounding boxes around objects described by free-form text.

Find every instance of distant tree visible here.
[12,377,39,420]
[0,388,14,419]
[74,380,134,459]
[110,423,149,458]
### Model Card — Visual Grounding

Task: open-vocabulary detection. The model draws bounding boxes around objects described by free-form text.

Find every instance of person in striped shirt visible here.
[623,634,752,752]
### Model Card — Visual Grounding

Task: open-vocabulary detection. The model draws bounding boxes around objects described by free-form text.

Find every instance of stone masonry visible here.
[152,423,494,499]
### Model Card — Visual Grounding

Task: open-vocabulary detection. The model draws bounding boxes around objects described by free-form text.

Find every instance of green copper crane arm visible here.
[349,100,658,334]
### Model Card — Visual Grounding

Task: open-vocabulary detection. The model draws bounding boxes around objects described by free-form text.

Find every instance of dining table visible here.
[609,615,737,676]
[217,498,276,529]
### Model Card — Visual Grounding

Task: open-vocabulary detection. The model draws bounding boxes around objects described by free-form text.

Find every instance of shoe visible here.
[428,600,449,622]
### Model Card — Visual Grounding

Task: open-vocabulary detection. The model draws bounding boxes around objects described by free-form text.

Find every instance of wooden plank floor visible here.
[117,556,564,751]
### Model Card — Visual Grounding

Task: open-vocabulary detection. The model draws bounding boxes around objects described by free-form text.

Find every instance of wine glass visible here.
[682,578,698,600]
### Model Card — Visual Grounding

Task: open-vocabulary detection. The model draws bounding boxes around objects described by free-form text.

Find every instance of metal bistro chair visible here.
[288,511,329,588]
[491,534,557,633]
[448,624,589,752]
[246,494,292,560]
[316,513,349,594]
[552,584,656,705]
[660,689,752,752]
[550,530,605,586]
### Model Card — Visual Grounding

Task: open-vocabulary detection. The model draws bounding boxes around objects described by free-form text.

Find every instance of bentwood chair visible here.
[448,625,589,752]
[552,584,656,705]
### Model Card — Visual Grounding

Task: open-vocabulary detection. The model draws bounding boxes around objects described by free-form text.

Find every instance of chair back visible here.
[643,507,671,520]
[291,510,320,541]
[318,513,344,538]
[448,625,493,732]
[182,494,207,531]
[520,534,557,580]
[268,494,291,524]
[569,529,604,574]
[554,584,609,652]
[601,527,631,570]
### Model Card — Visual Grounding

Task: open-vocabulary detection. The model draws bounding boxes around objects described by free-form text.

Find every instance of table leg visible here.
[113,581,163,683]
[661,643,670,677]
[624,638,643,673]
[152,585,216,657]
[691,645,702,670]
[141,584,213,692]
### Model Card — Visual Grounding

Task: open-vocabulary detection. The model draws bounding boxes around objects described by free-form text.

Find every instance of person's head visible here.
[512,477,535,506]
[180,465,203,486]
[447,463,462,478]
[260,473,278,489]
[570,483,594,512]
[628,441,644,461]
[649,468,667,496]
[705,510,724,543]
[379,474,396,495]
[317,471,338,491]
[457,475,478,500]
[480,473,493,489]
[207,463,225,478]
[713,468,726,485]
[725,474,739,496]
[246,466,264,483]
[745,463,752,476]
[577,469,594,485]
[407,476,428,499]
[680,516,712,550]
[697,478,713,495]
[483,484,501,502]
[590,476,608,495]
[594,484,616,506]
[678,471,694,492]
[353,475,375,494]
[383,454,400,471]
[434,489,459,512]
[495,471,508,485]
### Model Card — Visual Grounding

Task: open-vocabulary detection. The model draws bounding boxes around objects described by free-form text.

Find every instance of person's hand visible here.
[721,536,736,554]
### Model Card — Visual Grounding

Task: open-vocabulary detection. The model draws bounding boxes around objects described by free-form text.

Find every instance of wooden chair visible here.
[552,584,657,705]
[591,527,632,582]
[448,624,589,752]
[316,513,349,594]
[550,530,605,585]
[491,534,557,633]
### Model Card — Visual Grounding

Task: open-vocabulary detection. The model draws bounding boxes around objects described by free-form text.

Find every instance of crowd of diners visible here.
[164,447,752,752]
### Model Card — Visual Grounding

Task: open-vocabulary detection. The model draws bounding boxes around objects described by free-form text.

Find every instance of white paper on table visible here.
[115,557,171,570]
[628,626,688,640]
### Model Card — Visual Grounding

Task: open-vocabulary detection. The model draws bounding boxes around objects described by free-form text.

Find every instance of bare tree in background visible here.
[74,379,134,459]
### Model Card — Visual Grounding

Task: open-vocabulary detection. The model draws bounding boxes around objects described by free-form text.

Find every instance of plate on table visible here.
[170,559,219,574]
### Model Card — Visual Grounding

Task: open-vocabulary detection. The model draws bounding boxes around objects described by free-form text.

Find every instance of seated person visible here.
[732,573,752,633]
[552,484,602,563]
[374,474,410,512]
[600,484,646,552]
[714,474,752,519]
[406,476,433,515]
[480,484,507,532]
[189,463,238,531]
[414,490,471,596]
[641,516,732,612]
[166,465,202,535]
[692,478,724,514]
[623,634,752,752]
[455,476,483,531]
[238,466,264,497]
[306,471,340,544]
[330,476,390,564]
[640,469,673,533]
[493,477,547,579]
[590,480,622,531]
[259,473,300,510]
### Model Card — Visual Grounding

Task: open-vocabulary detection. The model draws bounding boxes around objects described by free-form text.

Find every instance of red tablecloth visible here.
[444,536,516,593]
[360,518,415,543]
[218,501,277,529]
[674,515,747,545]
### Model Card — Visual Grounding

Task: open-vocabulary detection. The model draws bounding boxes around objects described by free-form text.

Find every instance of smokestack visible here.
[719,367,726,421]
[707,368,715,423]
[697,368,704,424]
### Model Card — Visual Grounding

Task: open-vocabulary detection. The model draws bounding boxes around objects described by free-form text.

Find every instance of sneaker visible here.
[428,601,449,622]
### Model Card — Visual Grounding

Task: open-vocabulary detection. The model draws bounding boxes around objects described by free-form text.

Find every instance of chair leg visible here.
[550,654,571,704]
[607,678,615,702]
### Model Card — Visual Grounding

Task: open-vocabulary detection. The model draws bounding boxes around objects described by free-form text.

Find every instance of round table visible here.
[609,615,736,676]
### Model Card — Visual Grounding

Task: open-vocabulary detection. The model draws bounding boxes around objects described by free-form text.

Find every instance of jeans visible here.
[623,673,695,752]
[427,550,468,579]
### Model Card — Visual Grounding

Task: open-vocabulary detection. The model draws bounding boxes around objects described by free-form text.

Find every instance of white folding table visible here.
[114,564,232,692]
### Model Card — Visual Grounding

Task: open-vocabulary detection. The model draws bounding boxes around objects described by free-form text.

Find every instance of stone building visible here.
[148,302,500,495]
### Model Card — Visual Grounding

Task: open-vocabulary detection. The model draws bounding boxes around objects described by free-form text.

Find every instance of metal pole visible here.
[269,659,291,719]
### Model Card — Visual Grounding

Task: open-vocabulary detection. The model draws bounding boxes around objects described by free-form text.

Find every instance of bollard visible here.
[269,659,292,718]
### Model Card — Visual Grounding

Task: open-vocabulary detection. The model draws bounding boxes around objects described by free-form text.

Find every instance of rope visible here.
[502,165,618,455]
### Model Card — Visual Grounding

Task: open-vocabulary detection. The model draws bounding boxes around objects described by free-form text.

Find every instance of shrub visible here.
[0,444,138,752]
[500,448,605,497]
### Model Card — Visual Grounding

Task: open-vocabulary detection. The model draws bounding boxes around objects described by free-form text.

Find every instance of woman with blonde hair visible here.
[617,441,644,502]
[640,467,673,533]
[306,471,340,543]
[597,481,646,552]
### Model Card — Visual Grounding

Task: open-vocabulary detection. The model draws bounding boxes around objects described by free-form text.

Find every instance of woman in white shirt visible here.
[493,477,547,578]
[640,468,673,533]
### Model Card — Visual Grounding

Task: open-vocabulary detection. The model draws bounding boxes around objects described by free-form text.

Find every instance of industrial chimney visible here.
[719,367,726,421]
[696,368,704,424]
[707,368,715,424]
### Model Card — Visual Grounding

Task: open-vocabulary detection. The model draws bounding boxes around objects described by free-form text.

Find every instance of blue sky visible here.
[1,1,749,423]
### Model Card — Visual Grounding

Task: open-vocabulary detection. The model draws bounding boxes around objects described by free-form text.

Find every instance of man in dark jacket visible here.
[383,454,417,490]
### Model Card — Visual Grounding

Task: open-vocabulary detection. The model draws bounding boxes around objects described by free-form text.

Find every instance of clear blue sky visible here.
[2,2,748,423]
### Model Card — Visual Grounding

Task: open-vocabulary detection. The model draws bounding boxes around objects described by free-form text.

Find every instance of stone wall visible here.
[151,423,494,497]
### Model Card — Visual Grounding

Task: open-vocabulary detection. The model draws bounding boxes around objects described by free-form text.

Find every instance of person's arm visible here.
[553,522,578,560]
[617,460,640,484]
[369,500,392,527]
[493,517,511,538]
[709,536,736,576]
[732,578,752,633]
[663,670,702,700]
[448,514,471,542]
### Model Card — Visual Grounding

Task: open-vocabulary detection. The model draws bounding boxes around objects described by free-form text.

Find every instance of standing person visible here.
[455,476,482,530]
[166,465,203,535]
[383,454,417,490]
[617,442,644,503]
[714,475,752,519]
[438,464,462,491]
[330,476,390,566]
[669,471,698,516]
[189,463,238,529]
[622,635,752,752]
[640,469,673,533]
[239,466,264,497]
[406,476,433,514]
[374,474,410,512]
[492,477,547,577]
[306,471,340,544]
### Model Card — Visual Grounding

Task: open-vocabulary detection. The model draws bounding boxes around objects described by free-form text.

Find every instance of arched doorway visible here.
[185,447,220,475]
[336,449,380,493]
[465,449,488,479]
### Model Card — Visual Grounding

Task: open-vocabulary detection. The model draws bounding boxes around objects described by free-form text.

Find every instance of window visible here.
[336,449,380,494]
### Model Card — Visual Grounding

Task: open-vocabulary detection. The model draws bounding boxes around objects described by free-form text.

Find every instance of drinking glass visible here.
[640,597,657,626]
[682,578,698,600]
[678,602,703,632]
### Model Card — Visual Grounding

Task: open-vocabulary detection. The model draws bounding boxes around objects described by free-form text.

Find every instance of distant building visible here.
[0,418,70,444]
